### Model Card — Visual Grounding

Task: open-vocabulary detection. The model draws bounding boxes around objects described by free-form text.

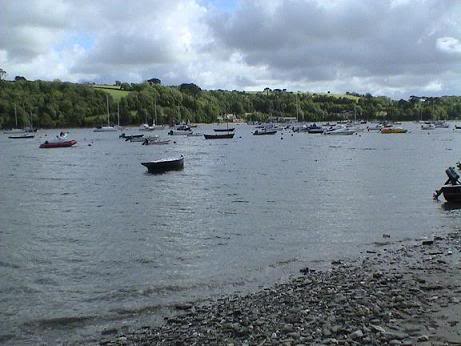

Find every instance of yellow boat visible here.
[380,127,407,134]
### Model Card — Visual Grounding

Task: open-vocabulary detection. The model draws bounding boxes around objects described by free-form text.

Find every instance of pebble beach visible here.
[99,230,461,346]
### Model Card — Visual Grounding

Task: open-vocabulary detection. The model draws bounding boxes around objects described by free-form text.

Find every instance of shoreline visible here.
[99,231,461,345]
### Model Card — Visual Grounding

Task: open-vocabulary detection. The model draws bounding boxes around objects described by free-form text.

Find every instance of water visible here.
[1,124,461,344]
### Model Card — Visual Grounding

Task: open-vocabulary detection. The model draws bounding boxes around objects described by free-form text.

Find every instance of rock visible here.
[350,329,363,339]
[101,328,118,336]
[175,303,193,310]
[417,335,430,342]
[370,325,386,333]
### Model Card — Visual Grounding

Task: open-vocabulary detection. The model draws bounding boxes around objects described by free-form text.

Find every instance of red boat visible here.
[39,139,77,148]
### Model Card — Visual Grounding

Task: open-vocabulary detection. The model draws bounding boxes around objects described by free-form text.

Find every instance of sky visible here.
[0,0,460,98]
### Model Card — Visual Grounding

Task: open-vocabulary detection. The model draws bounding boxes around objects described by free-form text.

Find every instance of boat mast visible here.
[154,98,157,126]
[14,103,17,128]
[117,103,120,127]
[106,94,110,126]
[296,94,299,122]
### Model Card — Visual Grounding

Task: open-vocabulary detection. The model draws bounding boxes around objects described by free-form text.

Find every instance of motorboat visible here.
[120,133,144,140]
[367,124,383,131]
[421,123,435,130]
[8,134,34,139]
[168,129,193,136]
[434,121,449,128]
[434,167,461,202]
[253,128,277,135]
[307,124,324,134]
[324,126,355,135]
[142,137,170,145]
[204,133,235,139]
[141,155,184,173]
[39,132,76,148]
[380,127,407,134]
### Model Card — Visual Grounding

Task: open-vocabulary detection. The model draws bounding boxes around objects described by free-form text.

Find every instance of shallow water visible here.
[1,123,461,344]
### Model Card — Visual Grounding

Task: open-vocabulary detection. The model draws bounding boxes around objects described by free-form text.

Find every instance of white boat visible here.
[421,123,435,130]
[433,121,449,128]
[324,126,355,135]
[367,124,383,131]
[94,95,118,132]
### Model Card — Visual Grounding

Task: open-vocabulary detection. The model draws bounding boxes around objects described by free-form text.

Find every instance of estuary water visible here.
[1,123,461,344]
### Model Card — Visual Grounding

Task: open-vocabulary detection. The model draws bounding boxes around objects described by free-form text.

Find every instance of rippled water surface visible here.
[1,124,461,344]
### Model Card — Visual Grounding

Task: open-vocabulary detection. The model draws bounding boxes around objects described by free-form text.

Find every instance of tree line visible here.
[0,79,460,129]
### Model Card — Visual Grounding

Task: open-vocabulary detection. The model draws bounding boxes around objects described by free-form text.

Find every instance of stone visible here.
[350,329,363,339]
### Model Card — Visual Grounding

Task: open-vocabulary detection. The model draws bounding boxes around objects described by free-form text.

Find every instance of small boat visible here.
[94,126,118,132]
[8,134,35,139]
[367,124,383,131]
[204,133,235,139]
[186,132,203,137]
[141,155,184,173]
[434,121,449,128]
[253,128,277,135]
[214,127,235,132]
[455,125,461,130]
[380,127,407,134]
[434,167,461,202]
[142,137,170,145]
[120,133,144,140]
[40,139,77,148]
[307,124,324,134]
[324,126,355,135]
[168,129,193,136]
[421,123,435,130]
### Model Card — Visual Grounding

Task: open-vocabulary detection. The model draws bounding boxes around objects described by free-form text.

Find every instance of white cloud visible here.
[0,0,460,97]
[437,37,461,54]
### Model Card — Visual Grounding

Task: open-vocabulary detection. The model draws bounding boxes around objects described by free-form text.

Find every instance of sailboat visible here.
[94,95,118,132]
[139,98,162,131]
[3,104,26,134]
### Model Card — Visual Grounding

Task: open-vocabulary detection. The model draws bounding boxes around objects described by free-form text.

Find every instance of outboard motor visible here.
[445,167,460,185]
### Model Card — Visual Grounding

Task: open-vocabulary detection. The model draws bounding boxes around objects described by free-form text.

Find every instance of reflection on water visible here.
[1,124,461,344]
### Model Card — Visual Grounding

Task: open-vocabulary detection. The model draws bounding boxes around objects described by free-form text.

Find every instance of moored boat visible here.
[306,124,324,134]
[253,128,277,135]
[380,127,407,134]
[168,129,193,136]
[204,133,235,139]
[142,137,170,145]
[8,134,35,139]
[141,155,184,173]
[324,126,355,135]
[214,127,235,132]
[40,139,77,148]
[434,167,461,202]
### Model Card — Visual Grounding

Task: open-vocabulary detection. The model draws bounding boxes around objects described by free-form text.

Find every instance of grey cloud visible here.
[210,0,461,95]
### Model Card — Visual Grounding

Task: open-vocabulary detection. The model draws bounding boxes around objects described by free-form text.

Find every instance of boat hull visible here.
[381,128,407,134]
[8,134,35,139]
[441,185,461,203]
[204,133,235,139]
[253,130,277,135]
[39,140,77,148]
[141,156,184,173]
[214,128,235,132]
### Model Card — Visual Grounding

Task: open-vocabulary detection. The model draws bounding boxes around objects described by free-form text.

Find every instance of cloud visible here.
[0,0,460,98]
